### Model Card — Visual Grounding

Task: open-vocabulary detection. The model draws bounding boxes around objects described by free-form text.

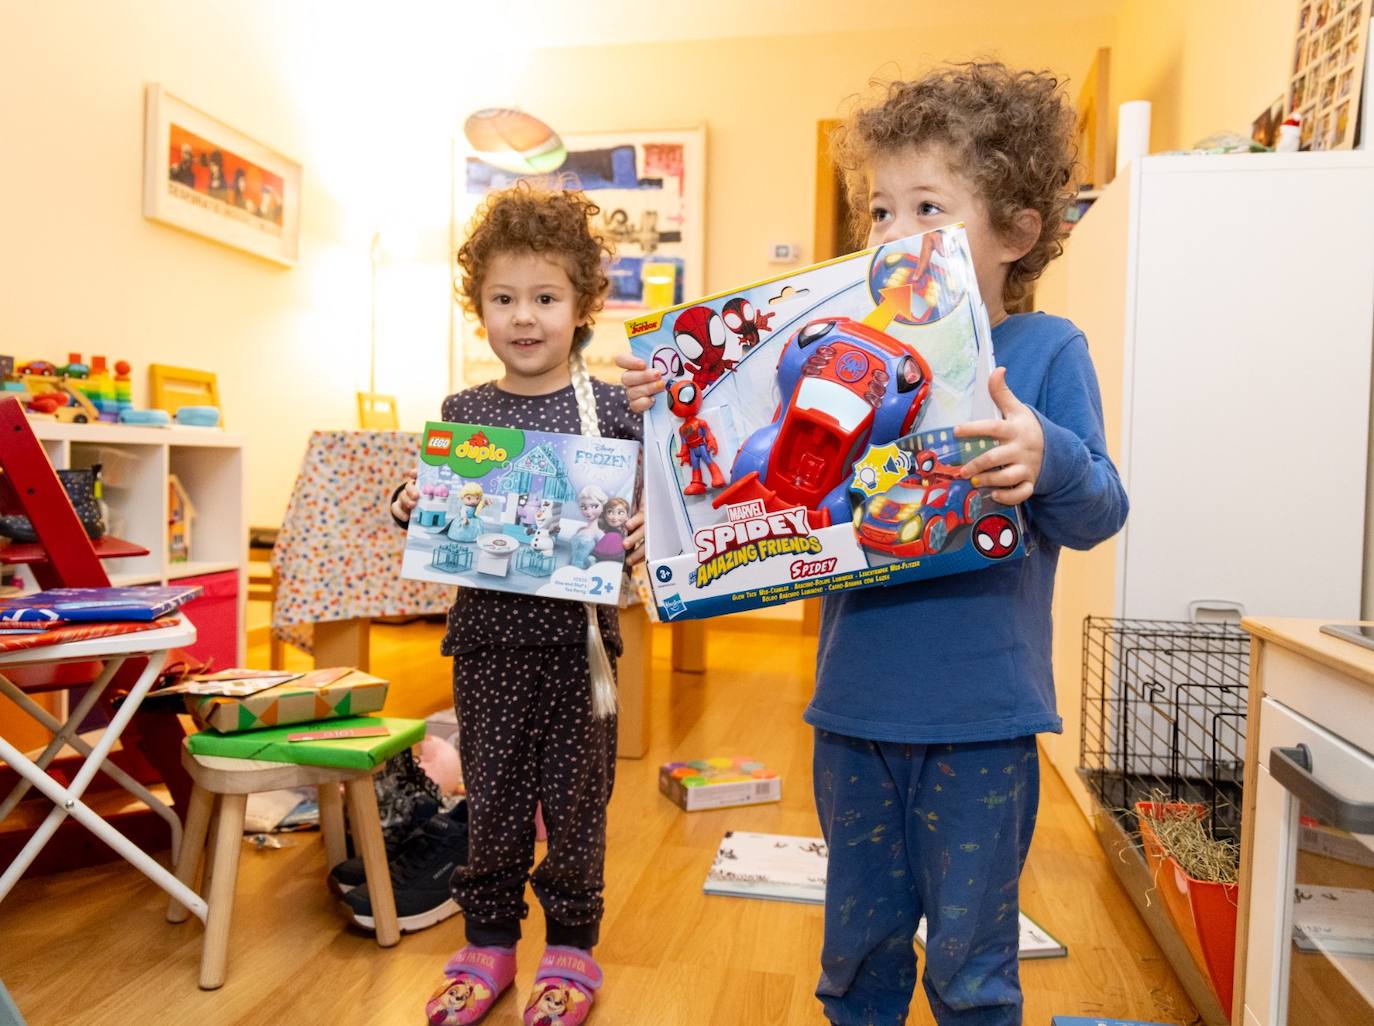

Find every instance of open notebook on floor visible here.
[703,831,1066,958]
[916,910,1066,959]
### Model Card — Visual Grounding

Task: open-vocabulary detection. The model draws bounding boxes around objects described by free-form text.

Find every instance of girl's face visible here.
[579,496,604,520]
[865,143,1027,317]
[480,250,585,395]
[605,503,628,528]
[462,492,481,509]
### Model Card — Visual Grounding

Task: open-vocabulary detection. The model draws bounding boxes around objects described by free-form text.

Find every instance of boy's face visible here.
[480,250,585,394]
[865,143,1023,315]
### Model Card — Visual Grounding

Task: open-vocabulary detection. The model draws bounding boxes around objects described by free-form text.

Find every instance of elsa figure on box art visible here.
[569,485,607,569]
[447,483,490,543]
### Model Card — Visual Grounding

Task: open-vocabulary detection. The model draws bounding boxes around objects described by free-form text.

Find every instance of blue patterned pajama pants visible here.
[813,729,1040,1026]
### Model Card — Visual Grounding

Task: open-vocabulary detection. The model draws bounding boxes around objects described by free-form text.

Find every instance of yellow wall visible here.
[0,2,464,526]
[509,19,1117,302]
[8,3,1302,527]
[1112,0,1301,153]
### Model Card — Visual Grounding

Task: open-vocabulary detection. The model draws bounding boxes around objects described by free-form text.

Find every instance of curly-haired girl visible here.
[620,63,1128,1025]
[389,181,642,1026]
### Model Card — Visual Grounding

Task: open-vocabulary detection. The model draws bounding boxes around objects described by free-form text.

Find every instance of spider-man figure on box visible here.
[667,379,726,496]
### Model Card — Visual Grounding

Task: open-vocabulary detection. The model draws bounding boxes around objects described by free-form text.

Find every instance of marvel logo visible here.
[425,431,453,456]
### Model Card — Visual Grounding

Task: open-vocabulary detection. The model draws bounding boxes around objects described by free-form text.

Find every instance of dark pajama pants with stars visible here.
[450,644,616,951]
[813,729,1040,1026]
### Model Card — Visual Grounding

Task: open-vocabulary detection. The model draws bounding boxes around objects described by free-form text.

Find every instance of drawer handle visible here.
[1270,744,1374,834]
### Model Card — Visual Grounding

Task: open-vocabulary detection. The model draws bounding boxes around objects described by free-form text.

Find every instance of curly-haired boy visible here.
[622,63,1129,1025]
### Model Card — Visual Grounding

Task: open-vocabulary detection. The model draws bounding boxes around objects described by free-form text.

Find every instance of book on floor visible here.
[917,910,1067,959]
[703,831,1068,959]
[703,831,827,904]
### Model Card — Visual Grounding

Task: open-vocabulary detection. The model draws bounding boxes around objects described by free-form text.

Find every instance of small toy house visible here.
[168,473,195,562]
[495,443,576,535]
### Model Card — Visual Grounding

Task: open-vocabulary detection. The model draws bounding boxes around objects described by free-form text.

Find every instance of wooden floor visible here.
[0,619,1198,1025]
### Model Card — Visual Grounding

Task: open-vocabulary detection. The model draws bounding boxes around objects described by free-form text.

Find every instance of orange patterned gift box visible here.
[186,668,388,733]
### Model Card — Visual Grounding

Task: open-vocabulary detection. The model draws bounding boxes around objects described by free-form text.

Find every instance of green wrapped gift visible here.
[187,716,425,770]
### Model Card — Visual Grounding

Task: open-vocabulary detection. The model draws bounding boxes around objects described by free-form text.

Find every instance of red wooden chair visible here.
[0,396,190,874]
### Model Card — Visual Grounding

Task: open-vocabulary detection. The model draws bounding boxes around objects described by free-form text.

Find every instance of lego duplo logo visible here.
[691,504,822,589]
[422,422,526,476]
[453,431,509,464]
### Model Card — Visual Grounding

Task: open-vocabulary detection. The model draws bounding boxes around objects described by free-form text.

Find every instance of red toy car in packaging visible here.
[626,224,1027,622]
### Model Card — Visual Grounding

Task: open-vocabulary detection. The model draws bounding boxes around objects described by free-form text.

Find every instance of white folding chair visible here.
[0,616,206,922]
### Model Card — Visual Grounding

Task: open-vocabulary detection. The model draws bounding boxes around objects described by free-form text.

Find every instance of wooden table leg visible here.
[317,782,347,871]
[670,620,706,674]
[346,776,399,947]
[200,792,246,990]
[167,784,213,924]
[616,604,652,760]
[313,618,371,673]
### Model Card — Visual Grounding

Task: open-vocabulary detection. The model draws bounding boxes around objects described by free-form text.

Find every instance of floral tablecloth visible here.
[271,431,451,653]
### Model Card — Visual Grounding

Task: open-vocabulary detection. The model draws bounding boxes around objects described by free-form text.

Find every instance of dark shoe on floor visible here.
[342,800,468,933]
[328,794,440,896]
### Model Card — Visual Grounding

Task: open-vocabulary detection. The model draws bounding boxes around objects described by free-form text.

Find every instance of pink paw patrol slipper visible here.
[425,945,516,1025]
[522,947,602,1026]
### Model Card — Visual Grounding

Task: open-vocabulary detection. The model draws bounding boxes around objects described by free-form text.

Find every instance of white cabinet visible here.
[1037,152,1374,819]
[1044,151,1374,624]
[25,421,247,664]
[1239,618,1374,1026]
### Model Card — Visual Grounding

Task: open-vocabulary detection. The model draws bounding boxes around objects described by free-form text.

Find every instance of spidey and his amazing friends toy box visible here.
[400,422,640,605]
[625,224,1027,622]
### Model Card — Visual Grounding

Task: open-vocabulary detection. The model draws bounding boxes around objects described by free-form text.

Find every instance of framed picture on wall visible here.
[142,84,302,266]
[451,125,706,385]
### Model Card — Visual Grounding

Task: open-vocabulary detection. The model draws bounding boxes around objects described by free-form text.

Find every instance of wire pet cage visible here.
[1080,617,1250,842]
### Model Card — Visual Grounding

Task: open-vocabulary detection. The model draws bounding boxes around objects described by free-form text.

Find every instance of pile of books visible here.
[0,585,201,651]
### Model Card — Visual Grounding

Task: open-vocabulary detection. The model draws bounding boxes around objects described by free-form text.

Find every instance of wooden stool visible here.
[165,742,399,989]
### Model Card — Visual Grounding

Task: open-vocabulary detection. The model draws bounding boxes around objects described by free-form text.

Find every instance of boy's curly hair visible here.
[455,181,612,346]
[833,62,1078,304]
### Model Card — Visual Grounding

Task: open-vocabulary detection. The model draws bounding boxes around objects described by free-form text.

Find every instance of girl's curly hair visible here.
[833,62,1079,304]
[455,181,612,347]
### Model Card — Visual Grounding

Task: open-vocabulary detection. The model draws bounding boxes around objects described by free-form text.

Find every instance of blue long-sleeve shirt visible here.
[804,312,1129,744]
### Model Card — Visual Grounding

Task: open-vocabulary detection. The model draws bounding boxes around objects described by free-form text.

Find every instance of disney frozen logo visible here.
[574,445,631,469]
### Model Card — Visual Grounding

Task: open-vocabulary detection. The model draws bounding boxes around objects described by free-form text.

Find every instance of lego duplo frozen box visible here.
[401,423,640,605]
[625,224,1027,622]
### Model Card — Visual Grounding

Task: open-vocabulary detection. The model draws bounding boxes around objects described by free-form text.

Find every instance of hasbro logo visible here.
[661,594,687,619]
[655,565,673,583]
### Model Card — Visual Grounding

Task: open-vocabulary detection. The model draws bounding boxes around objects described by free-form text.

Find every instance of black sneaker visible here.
[342,801,469,933]
[327,795,440,896]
